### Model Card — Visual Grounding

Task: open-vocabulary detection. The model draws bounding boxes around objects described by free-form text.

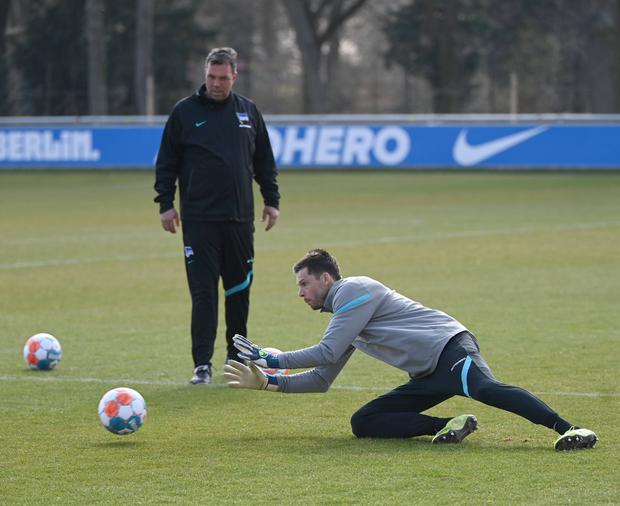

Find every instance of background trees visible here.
[0,0,618,115]
[384,0,483,113]
[282,0,368,113]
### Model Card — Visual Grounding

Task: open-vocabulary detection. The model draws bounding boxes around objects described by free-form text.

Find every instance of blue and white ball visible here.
[98,387,147,435]
[23,333,62,370]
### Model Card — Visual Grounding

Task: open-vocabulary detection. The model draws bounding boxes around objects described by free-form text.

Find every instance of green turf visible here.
[1,170,619,505]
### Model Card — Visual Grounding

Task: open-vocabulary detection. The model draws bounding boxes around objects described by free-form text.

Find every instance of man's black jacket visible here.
[154,85,279,222]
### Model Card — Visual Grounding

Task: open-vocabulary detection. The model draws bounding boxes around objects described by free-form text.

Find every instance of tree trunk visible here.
[135,0,154,115]
[615,0,620,111]
[0,0,11,114]
[435,0,457,113]
[85,0,107,115]
[215,0,255,99]
[6,0,28,114]
[261,0,277,56]
[0,0,11,54]
[282,0,368,113]
[326,2,343,112]
[282,0,326,113]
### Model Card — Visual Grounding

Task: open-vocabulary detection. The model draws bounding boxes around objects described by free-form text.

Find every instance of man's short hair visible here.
[293,249,342,280]
[205,47,238,73]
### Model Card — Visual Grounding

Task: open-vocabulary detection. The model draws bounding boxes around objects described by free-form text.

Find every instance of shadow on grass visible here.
[211,432,534,449]
[202,432,558,456]
[90,439,145,449]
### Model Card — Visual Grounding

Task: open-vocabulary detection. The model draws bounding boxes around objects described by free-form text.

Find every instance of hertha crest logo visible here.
[236,112,251,129]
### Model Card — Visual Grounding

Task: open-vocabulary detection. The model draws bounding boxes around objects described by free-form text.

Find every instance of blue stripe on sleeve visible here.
[224,270,253,297]
[334,294,371,314]
[461,356,472,398]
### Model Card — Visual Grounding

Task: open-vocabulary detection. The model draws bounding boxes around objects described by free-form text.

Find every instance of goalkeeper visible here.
[224,249,597,451]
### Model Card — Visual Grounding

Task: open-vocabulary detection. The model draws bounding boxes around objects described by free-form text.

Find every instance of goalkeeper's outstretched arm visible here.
[224,346,355,393]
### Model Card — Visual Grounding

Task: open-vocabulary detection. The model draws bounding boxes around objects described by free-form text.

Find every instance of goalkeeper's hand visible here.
[223,360,279,391]
[232,334,281,368]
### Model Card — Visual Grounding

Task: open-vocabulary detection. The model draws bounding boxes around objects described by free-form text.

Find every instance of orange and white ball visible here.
[23,333,62,370]
[98,387,147,435]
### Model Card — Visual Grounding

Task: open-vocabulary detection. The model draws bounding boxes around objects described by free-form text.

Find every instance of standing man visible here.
[155,47,280,385]
[224,249,598,451]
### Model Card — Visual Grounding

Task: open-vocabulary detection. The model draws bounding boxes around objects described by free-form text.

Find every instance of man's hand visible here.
[261,206,279,231]
[224,360,278,391]
[160,208,180,233]
[232,334,281,368]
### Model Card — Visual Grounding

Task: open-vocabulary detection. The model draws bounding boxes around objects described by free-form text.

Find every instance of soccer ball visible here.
[23,333,62,370]
[262,347,290,375]
[98,387,147,435]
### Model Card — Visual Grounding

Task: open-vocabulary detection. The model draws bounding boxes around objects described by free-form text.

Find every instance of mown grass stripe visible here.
[1,374,617,397]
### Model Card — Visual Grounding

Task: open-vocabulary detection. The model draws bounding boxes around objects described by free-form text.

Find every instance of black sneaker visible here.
[554,427,598,451]
[189,365,212,385]
[432,414,478,444]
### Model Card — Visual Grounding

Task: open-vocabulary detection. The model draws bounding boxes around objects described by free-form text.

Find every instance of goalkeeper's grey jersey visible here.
[277,276,467,393]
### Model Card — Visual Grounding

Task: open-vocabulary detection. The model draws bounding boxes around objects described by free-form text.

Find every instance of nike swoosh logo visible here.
[195,121,207,127]
[453,126,548,166]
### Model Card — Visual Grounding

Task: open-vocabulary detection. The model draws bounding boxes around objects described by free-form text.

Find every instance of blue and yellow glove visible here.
[232,334,281,369]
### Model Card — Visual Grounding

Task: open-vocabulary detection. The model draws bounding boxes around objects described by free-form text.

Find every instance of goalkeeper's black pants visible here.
[350,331,568,438]
[182,221,254,368]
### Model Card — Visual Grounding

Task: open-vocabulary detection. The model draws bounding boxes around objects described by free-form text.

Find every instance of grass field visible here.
[1,170,619,505]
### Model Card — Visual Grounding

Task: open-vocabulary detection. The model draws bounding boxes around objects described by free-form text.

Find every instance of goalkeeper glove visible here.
[223,360,279,391]
[232,334,281,368]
